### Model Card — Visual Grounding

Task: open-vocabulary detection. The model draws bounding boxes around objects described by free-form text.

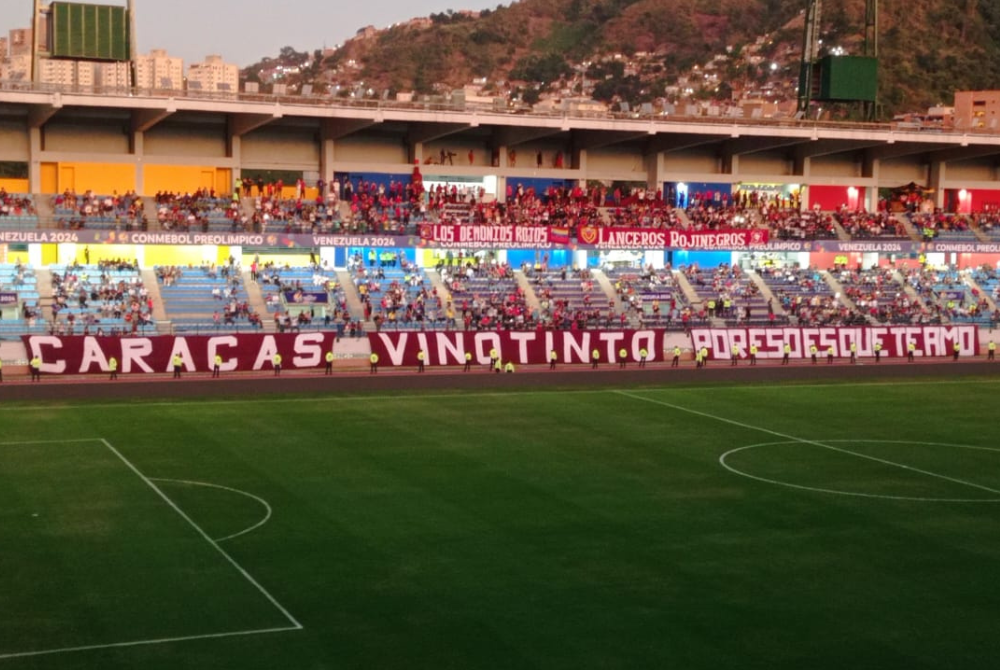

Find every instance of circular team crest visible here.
[578,225,599,245]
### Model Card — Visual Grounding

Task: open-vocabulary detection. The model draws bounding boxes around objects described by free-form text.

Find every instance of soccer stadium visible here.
[2,1,1000,668]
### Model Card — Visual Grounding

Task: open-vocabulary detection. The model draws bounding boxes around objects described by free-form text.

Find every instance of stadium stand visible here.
[157,263,263,333]
[48,261,152,335]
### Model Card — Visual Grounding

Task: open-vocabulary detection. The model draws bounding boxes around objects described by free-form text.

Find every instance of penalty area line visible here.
[0,626,299,662]
[100,439,304,631]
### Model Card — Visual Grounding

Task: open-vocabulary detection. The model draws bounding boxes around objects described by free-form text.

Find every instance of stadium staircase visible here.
[674,208,692,229]
[591,269,625,314]
[35,197,54,228]
[964,273,998,313]
[424,269,453,306]
[513,270,541,314]
[335,269,367,324]
[671,271,703,309]
[891,270,931,311]
[972,226,992,243]
[34,268,55,320]
[828,216,851,241]
[747,271,788,318]
[820,270,865,319]
[896,214,923,242]
[139,269,171,334]
[241,270,275,333]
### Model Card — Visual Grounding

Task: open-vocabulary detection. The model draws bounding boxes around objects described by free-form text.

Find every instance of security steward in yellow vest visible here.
[989,340,996,361]
[464,351,472,372]
[417,350,426,373]
[494,358,503,374]
[549,349,558,370]
[827,345,834,364]
[850,342,857,364]
[504,361,515,374]
[591,348,600,369]
[640,348,648,367]
[731,345,740,366]
[782,343,791,365]
[369,352,379,373]
[325,350,334,375]
[172,354,183,379]
[671,346,680,367]
[109,356,118,380]
[700,346,709,367]
[953,341,961,362]
[749,344,758,366]
[907,341,916,362]
[810,344,818,364]
[874,341,882,363]
[618,347,628,369]
[213,353,223,378]
[273,353,282,376]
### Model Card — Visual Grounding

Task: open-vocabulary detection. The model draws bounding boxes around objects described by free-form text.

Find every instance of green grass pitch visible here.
[2,377,1000,669]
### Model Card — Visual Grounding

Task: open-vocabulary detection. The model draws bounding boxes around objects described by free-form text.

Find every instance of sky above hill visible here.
[1,0,502,66]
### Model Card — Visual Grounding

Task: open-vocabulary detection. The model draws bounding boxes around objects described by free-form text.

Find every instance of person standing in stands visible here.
[325,350,334,375]
[370,352,379,373]
[109,356,118,381]
[172,353,182,379]
[273,353,282,376]
[619,348,628,369]
[213,353,223,378]
[417,350,426,373]
[549,349,558,370]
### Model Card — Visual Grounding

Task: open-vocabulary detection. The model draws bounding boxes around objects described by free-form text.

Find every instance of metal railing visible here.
[3,78,995,138]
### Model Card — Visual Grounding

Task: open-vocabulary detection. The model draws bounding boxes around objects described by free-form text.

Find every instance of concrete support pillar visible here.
[929,160,946,209]
[646,152,665,192]
[864,157,881,211]
[28,127,42,194]
[319,135,335,184]
[133,131,144,195]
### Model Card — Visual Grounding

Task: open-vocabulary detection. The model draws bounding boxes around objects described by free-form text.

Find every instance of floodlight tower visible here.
[797,0,879,121]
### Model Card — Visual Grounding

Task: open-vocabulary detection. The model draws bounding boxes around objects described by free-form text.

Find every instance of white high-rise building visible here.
[187,54,238,92]
[135,49,183,90]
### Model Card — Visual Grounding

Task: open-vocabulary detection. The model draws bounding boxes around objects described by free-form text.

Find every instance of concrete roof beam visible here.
[408,122,473,145]
[131,107,175,133]
[230,108,282,136]
[27,104,60,129]
[321,118,379,140]
[493,126,565,148]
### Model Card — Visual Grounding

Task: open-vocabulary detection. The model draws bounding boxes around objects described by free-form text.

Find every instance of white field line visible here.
[614,391,1000,497]
[0,626,299,662]
[2,377,1000,412]
[101,439,303,630]
[0,438,104,445]
[149,478,273,542]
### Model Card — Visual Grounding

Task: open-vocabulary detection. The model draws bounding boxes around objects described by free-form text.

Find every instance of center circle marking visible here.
[719,439,1000,502]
